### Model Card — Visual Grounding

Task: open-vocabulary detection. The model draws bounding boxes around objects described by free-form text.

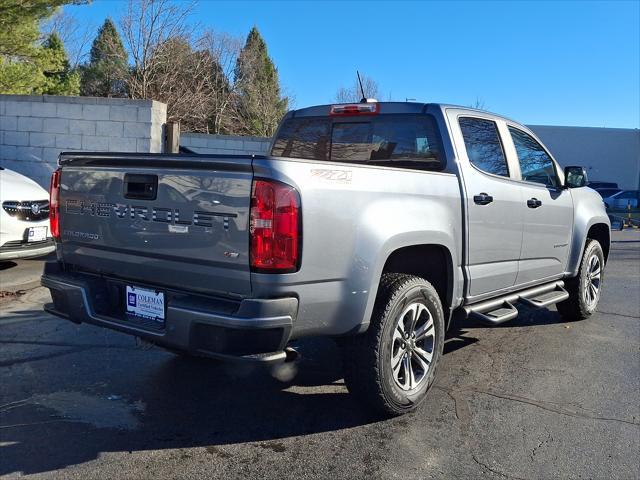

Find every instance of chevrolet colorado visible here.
[41,102,610,415]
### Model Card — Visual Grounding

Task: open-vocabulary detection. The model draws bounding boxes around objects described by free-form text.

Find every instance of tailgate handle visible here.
[124,174,158,200]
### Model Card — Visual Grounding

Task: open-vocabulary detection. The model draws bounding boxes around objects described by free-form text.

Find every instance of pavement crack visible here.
[0,420,69,429]
[434,385,472,426]
[595,310,639,319]
[472,454,528,480]
[472,388,639,427]
[435,386,639,428]
[1,339,135,349]
[0,346,94,367]
[0,398,30,413]
[0,341,138,368]
[529,431,552,462]
[0,283,42,303]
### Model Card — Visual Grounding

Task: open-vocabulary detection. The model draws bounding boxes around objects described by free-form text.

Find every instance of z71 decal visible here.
[310,169,353,184]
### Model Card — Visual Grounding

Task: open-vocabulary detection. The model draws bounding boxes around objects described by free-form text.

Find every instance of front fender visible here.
[566,187,611,277]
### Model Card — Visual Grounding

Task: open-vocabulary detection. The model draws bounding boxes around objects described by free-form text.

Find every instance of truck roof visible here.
[288,101,518,125]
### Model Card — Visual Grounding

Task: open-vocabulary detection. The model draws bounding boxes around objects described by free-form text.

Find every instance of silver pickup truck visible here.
[42,102,610,415]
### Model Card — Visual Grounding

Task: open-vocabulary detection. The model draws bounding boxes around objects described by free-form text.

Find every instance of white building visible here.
[529,125,640,190]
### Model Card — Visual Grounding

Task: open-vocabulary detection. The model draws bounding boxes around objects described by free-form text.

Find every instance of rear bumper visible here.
[41,263,297,363]
[0,238,55,260]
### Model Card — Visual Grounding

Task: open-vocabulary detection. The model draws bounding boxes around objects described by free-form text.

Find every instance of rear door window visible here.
[458,117,509,177]
[272,114,444,171]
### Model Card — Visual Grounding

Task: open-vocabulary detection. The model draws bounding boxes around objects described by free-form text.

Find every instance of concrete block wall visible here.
[181,132,271,156]
[0,95,166,188]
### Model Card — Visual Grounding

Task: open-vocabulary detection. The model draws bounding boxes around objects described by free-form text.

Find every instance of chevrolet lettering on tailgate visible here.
[64,199,232,229]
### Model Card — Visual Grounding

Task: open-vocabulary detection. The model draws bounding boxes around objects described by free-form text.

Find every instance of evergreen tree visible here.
[80,18,128,97]
[39,32,80,95]
[0,0,82,94]
[234,27,287,137]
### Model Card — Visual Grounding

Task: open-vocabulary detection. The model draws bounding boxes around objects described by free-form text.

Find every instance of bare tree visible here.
[198,30,242,134]
[118,0,288,135]
[120,0,196,100]
[335,73,380,103]
[123,30,243,133]
[469,97,487,110]
[142,36,213,131]
[42,10,94,68]
[119,0,221,132]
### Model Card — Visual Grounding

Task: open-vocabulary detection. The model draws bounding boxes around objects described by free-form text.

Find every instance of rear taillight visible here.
[49,168,61,240]
[250,179,301,272]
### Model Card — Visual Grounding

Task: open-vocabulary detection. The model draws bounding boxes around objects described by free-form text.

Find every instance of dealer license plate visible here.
[125,286,165,323]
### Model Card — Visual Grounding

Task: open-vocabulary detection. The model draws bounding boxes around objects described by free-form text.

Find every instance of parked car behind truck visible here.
[602,190,639,209]
[0,167,54,261]
[42,102,610,415]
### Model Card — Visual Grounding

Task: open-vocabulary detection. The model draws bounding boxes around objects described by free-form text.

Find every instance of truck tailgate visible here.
[57,154,253,297]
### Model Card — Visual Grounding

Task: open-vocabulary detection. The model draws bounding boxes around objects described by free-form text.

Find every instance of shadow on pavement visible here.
[0,336,386,476]
[444,303,567,354]
[0,297,584,476]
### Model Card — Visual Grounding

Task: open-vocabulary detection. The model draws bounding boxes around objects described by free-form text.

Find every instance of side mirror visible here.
[564,166,588,188]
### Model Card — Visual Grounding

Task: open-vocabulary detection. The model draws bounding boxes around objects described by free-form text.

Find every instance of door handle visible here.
[527,198,542,208]
[473,193,493,205]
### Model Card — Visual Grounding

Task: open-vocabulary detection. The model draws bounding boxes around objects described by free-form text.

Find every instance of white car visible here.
[602,190,639,210]
[0,167,55,260]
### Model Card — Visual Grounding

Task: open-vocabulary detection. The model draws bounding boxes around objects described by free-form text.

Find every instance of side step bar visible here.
[464,281,568,325]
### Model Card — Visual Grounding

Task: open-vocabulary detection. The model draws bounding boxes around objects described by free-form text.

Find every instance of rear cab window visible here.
[271,114,444,171]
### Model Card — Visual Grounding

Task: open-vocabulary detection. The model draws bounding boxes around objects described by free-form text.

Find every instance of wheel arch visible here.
[587,223,610,263]
[380,243,456,329]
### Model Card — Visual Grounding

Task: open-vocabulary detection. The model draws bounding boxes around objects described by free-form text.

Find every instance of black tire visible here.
[557,239,605,321]
[340,274,445,416]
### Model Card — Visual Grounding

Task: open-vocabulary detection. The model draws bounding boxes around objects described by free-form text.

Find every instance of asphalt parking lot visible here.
[1,231,638,479]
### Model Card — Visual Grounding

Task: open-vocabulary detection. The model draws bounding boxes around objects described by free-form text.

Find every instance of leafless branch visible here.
[335,73,380,103]
[42,9,94,68]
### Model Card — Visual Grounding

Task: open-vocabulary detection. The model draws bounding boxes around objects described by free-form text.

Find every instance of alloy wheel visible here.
[390,302,435,391]
[584,254,602,308]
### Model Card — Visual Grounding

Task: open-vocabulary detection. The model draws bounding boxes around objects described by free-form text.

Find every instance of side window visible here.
[508,127,559,188]
[459,117,509,177]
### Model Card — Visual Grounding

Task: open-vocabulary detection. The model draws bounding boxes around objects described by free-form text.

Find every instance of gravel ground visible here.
[0,231,638,479]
